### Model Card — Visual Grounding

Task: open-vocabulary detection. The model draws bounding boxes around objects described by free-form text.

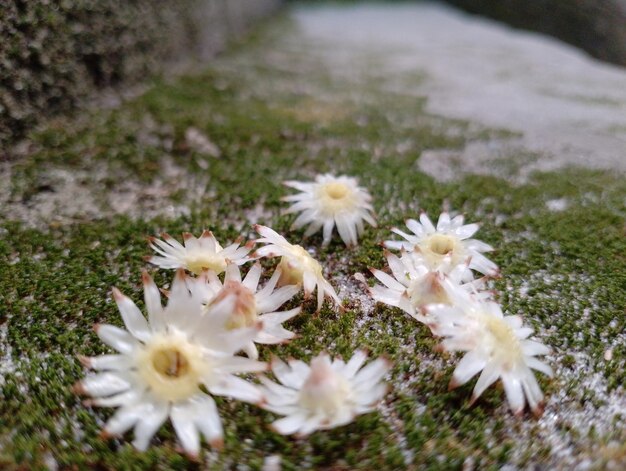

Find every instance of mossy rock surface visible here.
[1,3,625,470]
[0,0,281,146]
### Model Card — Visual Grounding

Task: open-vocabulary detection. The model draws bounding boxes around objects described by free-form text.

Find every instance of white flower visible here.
[148,230,252,275]
[253,225,340,312]
[383,212,498,277]
[368,250,488,323]
[426,300,553,416]
[282,174,376,247]
[260,351,391,435]
[189,263,301,360]
[74,269,267,457]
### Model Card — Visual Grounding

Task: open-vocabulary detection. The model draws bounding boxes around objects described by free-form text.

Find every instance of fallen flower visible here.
[260,350,391,435]
[253,224,340,312]
[147,230,252,275]
[283,174,376,247]
[74,269,266,457]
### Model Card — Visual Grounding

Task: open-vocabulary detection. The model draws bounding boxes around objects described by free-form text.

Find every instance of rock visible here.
[184,127,221,158]
[444,0,626,66]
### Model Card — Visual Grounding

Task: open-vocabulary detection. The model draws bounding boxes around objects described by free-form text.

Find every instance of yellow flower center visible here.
[210,280,258,330]
[152,348,190,378]
[324,182,350,199]
[419,233,465,268]
[277,245,323,287]
[317,181,356,216]
[482,314,523,370]
[137,333,208,402]
[184,253,227,275]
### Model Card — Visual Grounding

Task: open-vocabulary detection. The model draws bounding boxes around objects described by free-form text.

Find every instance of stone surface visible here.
[293,2,626,181]
[0,0,281,147]
[444,0,626,67]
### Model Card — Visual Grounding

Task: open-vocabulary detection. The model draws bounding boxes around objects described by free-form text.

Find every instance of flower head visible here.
[148,230,252,275]
[261,351,391,435]
[189,263,301,359]
[283,174,376,247]
[383,212,498,277]
[74,270,266,457]
[253,225,340,312]
[426,300,553,416]
[368,250,488,322]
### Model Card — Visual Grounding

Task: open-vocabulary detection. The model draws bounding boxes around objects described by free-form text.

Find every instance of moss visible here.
[1,8,626,470]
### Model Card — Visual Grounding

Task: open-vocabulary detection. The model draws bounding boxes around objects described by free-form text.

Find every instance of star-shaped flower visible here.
[283,174,376,247]
[260,351,391,435]
[147,230,252,275]
[189,263,301,359]
[368,249,488,323]
[384,212,498,277]
[426,299,553,416]
[74,270,266,457]
[253,225,340,312]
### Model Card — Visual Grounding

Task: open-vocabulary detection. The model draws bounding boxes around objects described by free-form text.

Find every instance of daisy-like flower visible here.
[383,212,498,277]
[260,351,391,435]
[74,269,267,457]
[367,250,488,323]
[147,230,252,275]
[282,174,376,247]
[253,225,340,312]
[426,299,553,416]
[189,263,301,360]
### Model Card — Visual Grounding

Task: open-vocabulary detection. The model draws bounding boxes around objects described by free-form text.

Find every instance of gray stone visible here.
[444,0,626,66]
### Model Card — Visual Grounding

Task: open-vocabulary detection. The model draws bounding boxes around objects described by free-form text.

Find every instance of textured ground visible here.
[1,2,625,470]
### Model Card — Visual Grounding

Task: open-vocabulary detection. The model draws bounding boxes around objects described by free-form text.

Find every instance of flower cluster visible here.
[74,171,553,458]
[75,178,391,455]
[368,211,553,416]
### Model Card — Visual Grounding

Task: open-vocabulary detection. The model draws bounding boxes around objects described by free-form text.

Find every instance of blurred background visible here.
[2,0,625,149]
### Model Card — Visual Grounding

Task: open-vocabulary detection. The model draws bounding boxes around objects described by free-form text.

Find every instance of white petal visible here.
[454,223,479,240]
[298,414,326,435]
[209,375,264,404]
[352,358,391,386]
[81,372,130,397]
[522,340,551,357]
[171,402,200,456]
[472,361,501,400]
[271,412,309,435]
[113,289,151,342]
[419,213,436,233]
[354,381,387,406]
[502,374,525,415]
[88,389,141,407]
[526,357,553,377]
[436,212,451,231]
[272,357,309,389]
[450,351,487,387]
[322,220,334,246]
[302,270,317,296]
[132,400,169,451]
[193,395,224,446]
[371,269,406,291]
[225,263,242,283]
[96,325,138,354]
[257,286,299,313]
[142,272,165,332]
[242,263,263,291]
[86,354,130,371]
[104,402,145,436]
[469,253,499,276]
